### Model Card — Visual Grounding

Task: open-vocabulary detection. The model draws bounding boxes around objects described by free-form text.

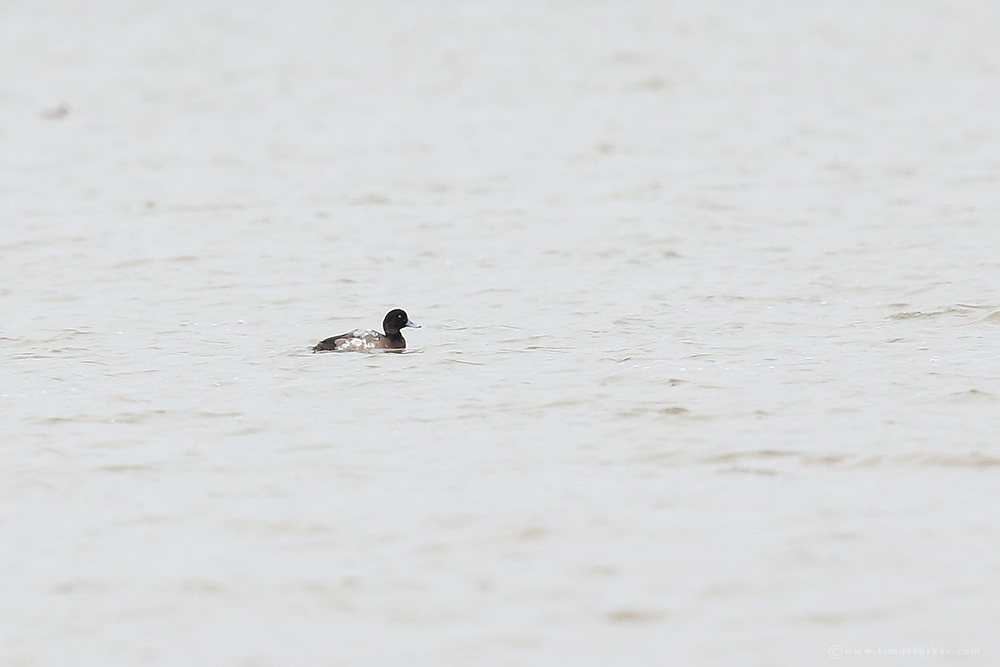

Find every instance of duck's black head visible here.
[383,309,420,336]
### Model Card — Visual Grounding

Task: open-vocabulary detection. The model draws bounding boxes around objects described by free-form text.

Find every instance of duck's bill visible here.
[404,321,421,329]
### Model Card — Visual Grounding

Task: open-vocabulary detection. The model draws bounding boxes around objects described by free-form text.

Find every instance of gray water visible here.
[2,1,999,665]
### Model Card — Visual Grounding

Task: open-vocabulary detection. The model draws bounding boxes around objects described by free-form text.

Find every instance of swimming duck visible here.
[313,309,420,352]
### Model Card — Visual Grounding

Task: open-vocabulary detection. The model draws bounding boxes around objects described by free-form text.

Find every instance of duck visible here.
[313,309,420,352]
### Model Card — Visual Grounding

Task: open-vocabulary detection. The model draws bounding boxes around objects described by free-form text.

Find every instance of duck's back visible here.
[313,328,384,352]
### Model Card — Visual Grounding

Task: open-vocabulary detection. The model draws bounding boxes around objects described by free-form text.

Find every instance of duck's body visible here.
[313,309,419,352]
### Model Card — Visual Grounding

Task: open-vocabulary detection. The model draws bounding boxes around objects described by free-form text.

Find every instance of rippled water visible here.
[3,1,999,664]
